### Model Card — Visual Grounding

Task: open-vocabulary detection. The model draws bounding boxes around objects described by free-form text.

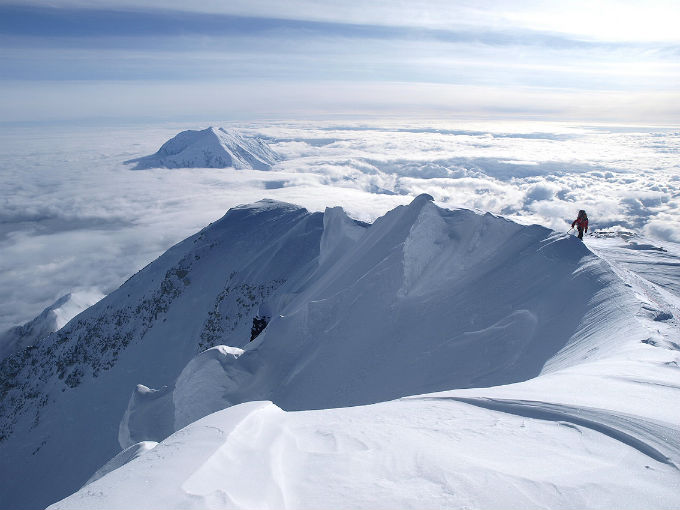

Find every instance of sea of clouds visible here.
[1,119,678,332]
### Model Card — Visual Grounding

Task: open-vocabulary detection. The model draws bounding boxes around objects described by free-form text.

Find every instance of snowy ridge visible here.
[0,291,103,361]
[125,127,281,170]
[2,196,680,509]
[400,195,449,295]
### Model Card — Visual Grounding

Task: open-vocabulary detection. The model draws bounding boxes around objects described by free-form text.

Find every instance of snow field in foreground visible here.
[52,394,680,510]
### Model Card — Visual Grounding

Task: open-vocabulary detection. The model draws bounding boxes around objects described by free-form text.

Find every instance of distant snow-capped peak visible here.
[125,127,281,170]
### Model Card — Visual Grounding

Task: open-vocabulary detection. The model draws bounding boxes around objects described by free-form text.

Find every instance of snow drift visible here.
[2,196,679,509]
[125,127,281,170]
[52,395,680,510]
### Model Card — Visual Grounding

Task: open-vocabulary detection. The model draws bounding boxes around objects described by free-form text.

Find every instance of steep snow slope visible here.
[0,201,323,510]
[0,291,103,361]
[125,127,281,170]
[150,194,643,415]
[4,196,679,509]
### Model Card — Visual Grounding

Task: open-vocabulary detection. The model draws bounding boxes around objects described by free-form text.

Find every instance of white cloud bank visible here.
[0,120,678,332]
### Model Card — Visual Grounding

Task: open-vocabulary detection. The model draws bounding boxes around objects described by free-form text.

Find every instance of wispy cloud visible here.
[1,2,678,122]
[5,3,669,50]
[5,1,680,43]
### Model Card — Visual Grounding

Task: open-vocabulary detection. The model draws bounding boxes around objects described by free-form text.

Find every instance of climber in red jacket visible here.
[571,210,589,239]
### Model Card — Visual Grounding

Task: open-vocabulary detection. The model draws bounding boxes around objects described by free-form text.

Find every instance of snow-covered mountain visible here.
[0,291,103,361]
[125,127,281,170]
[1,199,323,509]
[2,196,679,509]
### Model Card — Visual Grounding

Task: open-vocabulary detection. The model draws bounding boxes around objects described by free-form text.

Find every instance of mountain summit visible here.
[125,127,281,170]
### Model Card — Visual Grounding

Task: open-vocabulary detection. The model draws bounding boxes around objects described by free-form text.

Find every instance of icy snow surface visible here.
[2,197,680,509]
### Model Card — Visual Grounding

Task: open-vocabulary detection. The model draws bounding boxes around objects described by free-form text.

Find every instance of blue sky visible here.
[1,0,679,123]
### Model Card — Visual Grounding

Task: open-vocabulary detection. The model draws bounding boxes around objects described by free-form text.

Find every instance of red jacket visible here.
[572,217,588,232]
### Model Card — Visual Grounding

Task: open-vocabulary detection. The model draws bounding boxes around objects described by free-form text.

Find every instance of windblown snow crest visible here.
[1,195,671,509]
[125,127,281,170]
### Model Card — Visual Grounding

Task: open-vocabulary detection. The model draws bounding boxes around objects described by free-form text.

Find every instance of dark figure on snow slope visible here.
[572,210,589,239]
